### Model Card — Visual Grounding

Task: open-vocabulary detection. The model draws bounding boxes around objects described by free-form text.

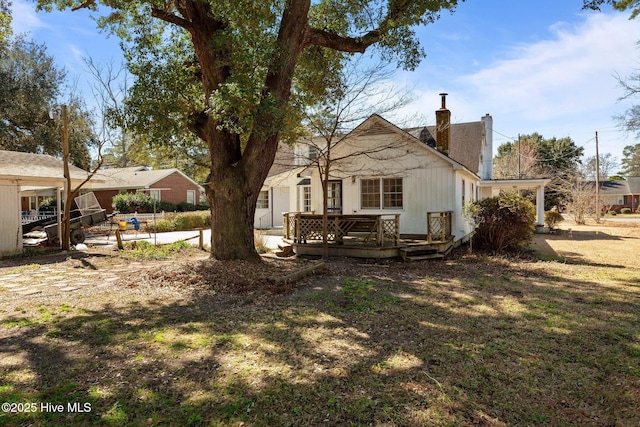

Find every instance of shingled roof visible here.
[406,121,486,175]
[627,177,640,194]
[579,178,640,196]
[91,166,201,190]
[0,150,90,186]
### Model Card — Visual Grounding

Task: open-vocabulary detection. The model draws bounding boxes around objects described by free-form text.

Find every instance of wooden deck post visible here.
[295,213,301,243]
[283,213,289,239]
[427,212,433,244]
[377,215,383,246]
[395,214,400,244]
[115,230,124,250]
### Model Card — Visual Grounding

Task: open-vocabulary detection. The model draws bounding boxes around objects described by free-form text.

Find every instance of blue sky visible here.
[10,0,640,167]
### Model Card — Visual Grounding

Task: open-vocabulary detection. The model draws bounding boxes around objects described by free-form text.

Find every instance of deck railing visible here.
[21,213,57,225]
[427,211,452,243]
[283,212,400,246]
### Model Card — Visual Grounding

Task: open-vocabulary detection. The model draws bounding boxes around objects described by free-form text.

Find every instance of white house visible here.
[0,150,92,256]
[256,95,548,254]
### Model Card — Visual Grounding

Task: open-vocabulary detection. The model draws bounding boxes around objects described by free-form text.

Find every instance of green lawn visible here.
[0,247,639,426]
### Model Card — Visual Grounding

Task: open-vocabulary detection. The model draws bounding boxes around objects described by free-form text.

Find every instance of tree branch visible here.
[303,0,418,52]
[304,27,380,53]
[151,6,193,31]
[71,0,95,12]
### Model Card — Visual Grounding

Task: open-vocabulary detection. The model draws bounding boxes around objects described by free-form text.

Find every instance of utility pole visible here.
[61,104,72,250]
[517,134,521,179]
[595,131,600,222]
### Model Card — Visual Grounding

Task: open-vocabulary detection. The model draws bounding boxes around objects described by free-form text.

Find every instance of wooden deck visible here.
[283,212,454,260]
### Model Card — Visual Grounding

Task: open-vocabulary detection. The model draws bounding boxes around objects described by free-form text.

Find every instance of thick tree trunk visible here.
[206,172,259,261]
[175,0,311,261]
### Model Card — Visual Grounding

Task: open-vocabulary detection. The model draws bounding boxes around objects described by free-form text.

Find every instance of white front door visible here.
[272,187,290,227]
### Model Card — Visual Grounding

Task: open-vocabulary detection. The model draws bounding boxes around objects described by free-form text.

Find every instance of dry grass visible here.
[0,221,639,426]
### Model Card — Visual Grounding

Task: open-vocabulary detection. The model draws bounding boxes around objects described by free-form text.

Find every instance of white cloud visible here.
[400,12,640,159]
[460,13,640,122]
[10,0,48,34]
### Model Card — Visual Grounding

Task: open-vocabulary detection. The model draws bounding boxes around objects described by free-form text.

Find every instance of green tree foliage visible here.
[0,0,11,44]
[620,143,640,176]
[621,143,640,176]
[493,135,542,180]
[34,0,464,260]
[583,0,640,18]
[0,36,63,153]
[63,95,99,170]
[544,210,563,230]
[0,36,96,168]
[493,133,583,209]
[112,192,154,213]
[467,193,536,254]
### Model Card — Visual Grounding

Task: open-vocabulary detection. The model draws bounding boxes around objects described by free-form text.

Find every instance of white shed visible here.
[0,150,91,256]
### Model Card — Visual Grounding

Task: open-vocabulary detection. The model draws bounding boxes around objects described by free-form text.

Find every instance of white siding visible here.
[0,185,22,256]
[272,187,289,227]
[305,128,478,236]
[453,171,477,241]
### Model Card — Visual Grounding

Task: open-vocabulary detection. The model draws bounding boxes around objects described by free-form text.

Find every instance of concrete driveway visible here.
[84,229,285,250]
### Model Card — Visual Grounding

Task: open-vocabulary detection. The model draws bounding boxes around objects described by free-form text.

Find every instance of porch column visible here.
[536,184,545,226]
[56,187,62,248]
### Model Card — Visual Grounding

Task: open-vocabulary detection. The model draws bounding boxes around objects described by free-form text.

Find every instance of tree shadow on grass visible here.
[530,230,629,268]
[0,256,639,426]
[0,251,112,269]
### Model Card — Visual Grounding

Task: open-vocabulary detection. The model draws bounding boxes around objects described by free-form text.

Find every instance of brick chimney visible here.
[435,93,451,155]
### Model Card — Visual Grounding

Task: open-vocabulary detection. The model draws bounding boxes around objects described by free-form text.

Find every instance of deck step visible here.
[399,245,444,261]
[405,253,444,261]
[276,244,295,257]
[400,245,438,254]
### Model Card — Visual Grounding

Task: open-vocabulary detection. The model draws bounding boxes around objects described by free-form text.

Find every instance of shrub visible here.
[468,193,536,253]
[157,201,177,212]
[147,211,210,232]
[254,232,269,254]
[544,210,563,229]
[172,212,206,230]
[149,219,176,233]
[608,210,617,216]
[38,197,58,212]
[621,207,632,214]
[177,202,198,212]
[123,240,191,260]
[112,192,154,213]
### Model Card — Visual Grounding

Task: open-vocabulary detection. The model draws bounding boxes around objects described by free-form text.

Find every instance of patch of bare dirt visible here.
[117,256,320,296]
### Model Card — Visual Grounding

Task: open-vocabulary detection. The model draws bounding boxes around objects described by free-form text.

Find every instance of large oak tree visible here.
[35,0,462,260]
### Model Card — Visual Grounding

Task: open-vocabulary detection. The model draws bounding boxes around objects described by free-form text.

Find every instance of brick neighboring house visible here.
[599,177,640,213]
[90,166,205,213]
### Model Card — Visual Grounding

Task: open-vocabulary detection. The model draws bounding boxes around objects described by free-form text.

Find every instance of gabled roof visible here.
[264,166,306,187]
[599,180,630,195]
[406,121,485,174]
[581,179,640,195]
[269,144,297,177]
[274,114,485,178]
[91,166,202,190]
[0,150,91,187]
[627,177,640,194]
[304,114,478,178]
